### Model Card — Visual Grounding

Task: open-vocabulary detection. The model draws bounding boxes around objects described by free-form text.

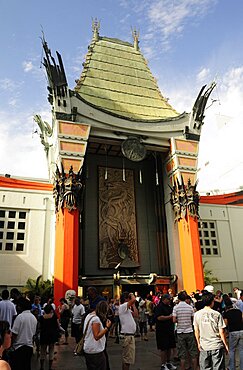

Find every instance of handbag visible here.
[75,315,93,356]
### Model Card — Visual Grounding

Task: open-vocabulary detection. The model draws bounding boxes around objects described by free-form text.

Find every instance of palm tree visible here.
[203,261,218,286]
[23,275,53,302]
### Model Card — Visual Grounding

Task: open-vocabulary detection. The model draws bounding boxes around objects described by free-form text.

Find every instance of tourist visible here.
[133,297,140,338]
[154,294,176,370]
[39,304,59,370]
[119,292,137,370]
[235,291,243,312]
[138,300,148,341]
[113,299,120,344]
[145,295,154,331]
[31,296,42,317]
[228,293,237,305]
[108,299,116,338]
[223,300,243,370]
[43,297,56,311]
[71,297,85,346]
[31,307,40,357]
[213,290,223,313]
[0,321,11,370]
[233,287,242,300]
[83,300,111,370]
[0,289,17,327]
[10,297,37,370]
[193,292,228,370]
[10,289,22,315]
[58,298,71,344]
[172,291,198,370]
[87,287,106,311]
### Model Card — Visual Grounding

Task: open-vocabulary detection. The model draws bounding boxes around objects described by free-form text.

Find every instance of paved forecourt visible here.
[31,331,239,370]
[31,331,163,370]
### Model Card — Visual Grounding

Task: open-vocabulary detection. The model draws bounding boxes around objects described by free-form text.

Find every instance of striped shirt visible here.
[172,301,194,333]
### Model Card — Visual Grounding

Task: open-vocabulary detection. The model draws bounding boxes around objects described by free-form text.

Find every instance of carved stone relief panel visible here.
[98,167,139,268]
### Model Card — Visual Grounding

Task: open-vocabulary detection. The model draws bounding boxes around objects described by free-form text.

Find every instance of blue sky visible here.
[1,0,243,193]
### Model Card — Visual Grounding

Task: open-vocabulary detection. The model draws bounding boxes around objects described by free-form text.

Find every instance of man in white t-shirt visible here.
[194,292,228,370]
[119,292,138,370]
[10,297,37,370]
[0,289,17,327]
[72,297,85,345]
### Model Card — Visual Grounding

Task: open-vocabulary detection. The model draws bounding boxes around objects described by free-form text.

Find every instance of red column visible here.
[177,215,204,292]
[54,208,79,305]
[189,216,204,289]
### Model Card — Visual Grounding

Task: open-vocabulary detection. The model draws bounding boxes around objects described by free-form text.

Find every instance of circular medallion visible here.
[121,137,146,162]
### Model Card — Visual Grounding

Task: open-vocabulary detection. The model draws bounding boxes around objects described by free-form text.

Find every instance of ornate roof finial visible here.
[92,18,100,42]
[132,28,139,51]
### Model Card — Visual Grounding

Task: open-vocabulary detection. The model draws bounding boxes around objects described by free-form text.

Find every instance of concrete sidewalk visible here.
[31,331,240,370]
[31,331,163,370]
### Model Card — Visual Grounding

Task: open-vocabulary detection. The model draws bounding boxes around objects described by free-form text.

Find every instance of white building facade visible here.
[0,175,55,290]
[200,191,243,293]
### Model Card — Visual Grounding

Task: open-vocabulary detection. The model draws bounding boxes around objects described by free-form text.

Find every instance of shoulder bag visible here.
[75,315,94,356]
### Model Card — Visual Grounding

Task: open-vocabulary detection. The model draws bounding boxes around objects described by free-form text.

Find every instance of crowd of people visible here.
[0,285,242,370]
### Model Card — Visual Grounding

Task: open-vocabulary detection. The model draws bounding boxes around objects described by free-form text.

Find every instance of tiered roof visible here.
[75,32,180,122]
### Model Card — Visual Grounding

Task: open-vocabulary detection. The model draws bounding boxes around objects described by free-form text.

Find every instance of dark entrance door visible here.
[121,284,155,299]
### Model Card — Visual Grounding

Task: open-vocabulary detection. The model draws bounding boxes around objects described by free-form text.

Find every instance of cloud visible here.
[0,79,24,108]
[147,0,217,44]
[197,67,210,83]
[197,65,243,192]
[142,46,156,60]
[0,78,15,91]
[67,46,87,82]
[119,0,218,56]
[23,61,34,72]
[0,108,50,179]
[8,98,17,107]
[160,63,243,193]
[21,56,45,83]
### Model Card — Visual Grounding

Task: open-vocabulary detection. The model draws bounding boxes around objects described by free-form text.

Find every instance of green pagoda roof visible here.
[74,33,180,122]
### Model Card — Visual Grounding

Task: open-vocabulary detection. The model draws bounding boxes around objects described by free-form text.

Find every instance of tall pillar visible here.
[177,216,204,292]
[54,208,79,303]
[166,137,204,292]
[52,120,90,305]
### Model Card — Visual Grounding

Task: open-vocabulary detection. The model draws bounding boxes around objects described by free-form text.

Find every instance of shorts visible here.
[122,336,135,364]
[156,330,176,351]
[177,332,198,359]
[199,348,225,370]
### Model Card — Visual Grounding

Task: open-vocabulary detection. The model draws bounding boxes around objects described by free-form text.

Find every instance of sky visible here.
[1,0,243,194]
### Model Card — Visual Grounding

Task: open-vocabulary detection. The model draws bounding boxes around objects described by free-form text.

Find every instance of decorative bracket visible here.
[170,178,200,222]
[53,165,83,212]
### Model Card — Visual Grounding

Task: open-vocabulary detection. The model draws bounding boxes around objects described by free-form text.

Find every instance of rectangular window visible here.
[16,243,24,251]
[198,220,220,257]
[5,243,13,251]
[7,221,15,229]
[0,209,28,253]
[6,232,14,240]
[9,211,16,218]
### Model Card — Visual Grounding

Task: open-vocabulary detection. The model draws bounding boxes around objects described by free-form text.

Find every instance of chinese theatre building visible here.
[37,22,215,301]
